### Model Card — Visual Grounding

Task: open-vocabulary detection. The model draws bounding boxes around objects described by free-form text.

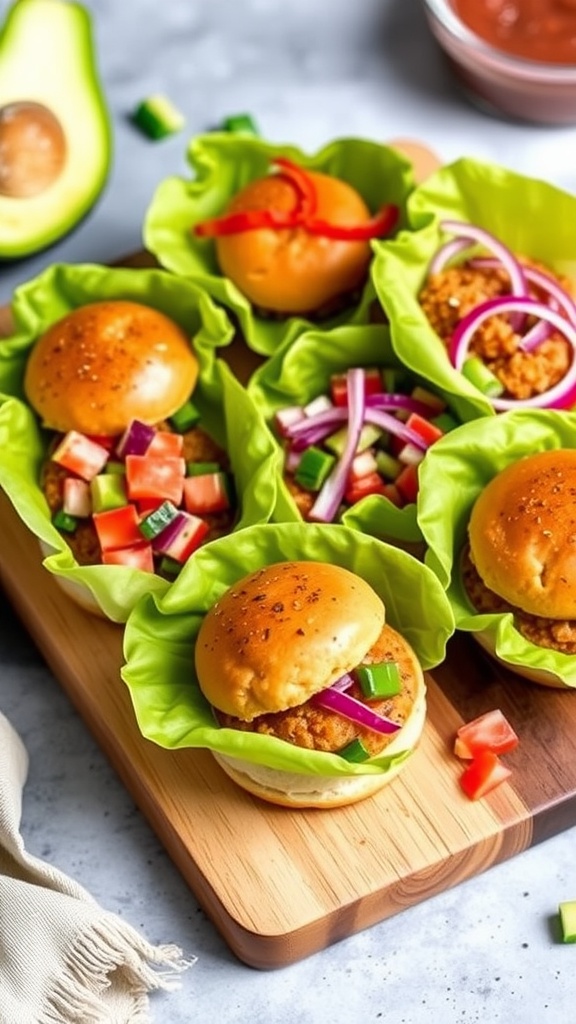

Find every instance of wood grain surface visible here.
[2,141,576,967]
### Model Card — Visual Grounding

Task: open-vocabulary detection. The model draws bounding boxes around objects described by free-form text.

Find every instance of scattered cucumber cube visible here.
[132,94,185,140]
[221,112,260,135]
[559,900,576,943]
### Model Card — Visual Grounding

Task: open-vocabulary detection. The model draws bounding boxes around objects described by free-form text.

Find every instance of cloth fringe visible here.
[38,914,196,1024]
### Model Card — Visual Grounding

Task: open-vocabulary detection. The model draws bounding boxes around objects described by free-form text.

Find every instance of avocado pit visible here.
[0,100,66,198]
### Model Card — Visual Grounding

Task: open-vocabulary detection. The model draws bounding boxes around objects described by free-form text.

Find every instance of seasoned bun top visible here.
[24,300,199,436]
[215,170,372,315]
[194,561,385,721]
[468,448,576,619]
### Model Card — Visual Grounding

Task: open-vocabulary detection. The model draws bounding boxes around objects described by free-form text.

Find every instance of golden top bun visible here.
[24,300,199,436]
[215,170,372,315]
[468,448,576,619]
[195,561,385,721]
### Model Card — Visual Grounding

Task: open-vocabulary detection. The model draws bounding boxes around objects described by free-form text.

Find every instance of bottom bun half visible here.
[212,667,427,809]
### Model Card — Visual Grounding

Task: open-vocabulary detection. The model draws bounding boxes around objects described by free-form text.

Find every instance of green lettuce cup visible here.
[246,320,487,549]
[143,132,416,357]
[417,408,576,688]
[0,263,280,622]
[121,521,455,793]
[370,156,576,419]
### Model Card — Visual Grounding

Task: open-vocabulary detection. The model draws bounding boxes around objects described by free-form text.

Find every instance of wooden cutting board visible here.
[2,142,576,969]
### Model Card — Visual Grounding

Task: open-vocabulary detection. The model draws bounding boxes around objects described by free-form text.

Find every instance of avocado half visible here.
[0,0,112,260]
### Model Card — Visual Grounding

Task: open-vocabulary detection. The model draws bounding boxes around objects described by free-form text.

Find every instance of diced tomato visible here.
[348,449,379,482]
[345,472,388,505]
[146,430,184,458]
[51,431,110,481]
[125,455,185,505]
[454,709,519,760]
[276,406,305,437]
[183,472,231,514]
[93,504,143,552]
[101,543,155,572]
[152,511,209,563]
[382,482,403,507]
[459,750,512,801]
[85,434,117,451]
[62,477,92,518]
[395,462,420,504]
[330,367,382,407]
[405,412,445,447]
[136,497,166,515]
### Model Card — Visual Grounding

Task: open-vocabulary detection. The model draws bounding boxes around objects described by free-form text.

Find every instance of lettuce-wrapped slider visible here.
[0,263,278,621]
[121,522,455,808]
[416,408,576,688]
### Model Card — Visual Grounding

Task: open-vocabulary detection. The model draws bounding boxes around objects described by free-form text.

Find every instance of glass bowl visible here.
[421,0,576,125]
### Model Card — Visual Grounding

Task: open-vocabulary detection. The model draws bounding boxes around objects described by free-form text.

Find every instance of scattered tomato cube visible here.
[52,431,109,481]
[405,412,444,447]
[101,543,155,572]
[146,430,184,458]
[395,462,419,504]
[93,504,143,552]
[459,750,512,801]
[125,454,186,505]
[183,472,232,515]
[62,477,92,518]
[454,709,519,760]
[345,471,387,505]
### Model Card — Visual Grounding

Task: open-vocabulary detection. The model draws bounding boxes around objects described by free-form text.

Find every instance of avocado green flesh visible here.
[0,0,112,259]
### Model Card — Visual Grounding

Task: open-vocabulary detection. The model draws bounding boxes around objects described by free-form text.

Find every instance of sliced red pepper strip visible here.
[271,156,318,219]
[304,202,399,240]
[194,207,301,237]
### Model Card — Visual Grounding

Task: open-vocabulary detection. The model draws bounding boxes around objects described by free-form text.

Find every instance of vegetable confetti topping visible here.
[275,366,456,523]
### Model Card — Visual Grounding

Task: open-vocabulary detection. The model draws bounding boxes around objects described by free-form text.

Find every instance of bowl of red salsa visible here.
[421,0,576,124]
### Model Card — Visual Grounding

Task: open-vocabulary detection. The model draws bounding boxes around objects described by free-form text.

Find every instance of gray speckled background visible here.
[2,1,576,1020]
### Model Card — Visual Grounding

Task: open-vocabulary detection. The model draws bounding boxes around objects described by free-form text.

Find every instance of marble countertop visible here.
[2,0,576,1020]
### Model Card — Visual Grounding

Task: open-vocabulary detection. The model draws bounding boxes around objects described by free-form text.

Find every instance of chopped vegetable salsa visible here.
[43,411,236,577]
[275,365,456,523]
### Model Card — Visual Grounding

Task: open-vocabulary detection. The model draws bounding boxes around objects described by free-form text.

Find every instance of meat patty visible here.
[216,623,420,756]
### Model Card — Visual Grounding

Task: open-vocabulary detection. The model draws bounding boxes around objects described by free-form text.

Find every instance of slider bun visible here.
[215,170,372,314]
[468,448,576,620]
[24,300,199,436]
[211,633,427,808]
[195,561,385,721]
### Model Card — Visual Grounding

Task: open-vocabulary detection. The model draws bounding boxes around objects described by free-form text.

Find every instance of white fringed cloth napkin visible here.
[0,711,194,1024]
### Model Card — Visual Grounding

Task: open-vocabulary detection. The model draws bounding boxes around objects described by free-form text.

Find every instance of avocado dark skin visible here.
[0,0,112,260]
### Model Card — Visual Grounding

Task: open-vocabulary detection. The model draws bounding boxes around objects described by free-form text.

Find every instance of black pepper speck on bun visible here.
[24,300,199,437]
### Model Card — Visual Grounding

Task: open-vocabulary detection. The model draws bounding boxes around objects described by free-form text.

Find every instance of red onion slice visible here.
[428,235,474,276]
[311,685,401,735]
[439,220,528,298]
[308,367,366,523]
[449,295,576,410]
